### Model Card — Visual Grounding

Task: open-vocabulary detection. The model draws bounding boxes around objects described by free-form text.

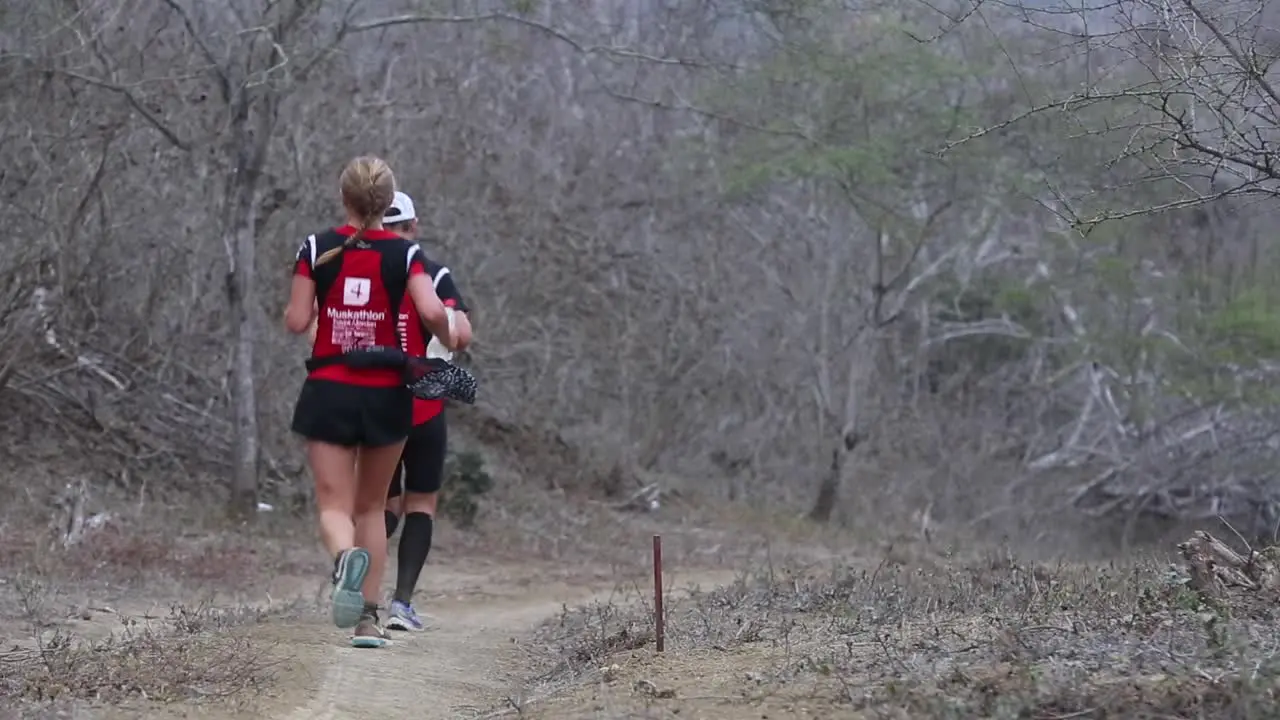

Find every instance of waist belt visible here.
[306,348,478,405]
[305,346,408,373]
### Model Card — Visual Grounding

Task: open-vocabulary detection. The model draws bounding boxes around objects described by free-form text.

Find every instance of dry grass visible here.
[0,493,323,720]
[522,539,1280,719]
[12,428,1280,720]
[0,581,304,720]
[1,603,286,708]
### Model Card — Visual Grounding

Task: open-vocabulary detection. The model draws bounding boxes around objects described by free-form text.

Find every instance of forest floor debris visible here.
[6,466,1277,720]
[520,531,1280,719]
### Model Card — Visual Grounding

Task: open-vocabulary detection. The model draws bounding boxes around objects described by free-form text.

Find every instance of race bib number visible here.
[343,277,371,306]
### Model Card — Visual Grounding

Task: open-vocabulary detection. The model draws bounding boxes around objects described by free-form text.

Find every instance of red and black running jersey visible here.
[295,225,427,387]
[399,257,470,425]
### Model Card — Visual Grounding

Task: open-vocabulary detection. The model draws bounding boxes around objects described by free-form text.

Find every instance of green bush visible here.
[440,450,494,529]
[1203,288,1280,359]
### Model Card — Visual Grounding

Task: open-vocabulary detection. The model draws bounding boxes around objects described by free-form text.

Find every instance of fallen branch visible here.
[614,483,682,513]
[1177,530,1280,600]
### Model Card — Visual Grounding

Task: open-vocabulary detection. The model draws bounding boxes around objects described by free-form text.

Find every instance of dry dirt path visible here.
[232,558,740,720]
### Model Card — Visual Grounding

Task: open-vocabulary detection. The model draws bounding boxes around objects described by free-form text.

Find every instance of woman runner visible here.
[379,191,473,632]
[284,157,458,648]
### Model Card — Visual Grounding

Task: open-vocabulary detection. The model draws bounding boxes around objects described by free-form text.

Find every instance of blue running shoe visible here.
[385,600,427,632]
[330,548,371,629]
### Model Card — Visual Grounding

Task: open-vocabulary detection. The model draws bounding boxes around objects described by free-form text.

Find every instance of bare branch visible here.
[159,0,232,103]
[348,12,711,67]
[53,69,191,151]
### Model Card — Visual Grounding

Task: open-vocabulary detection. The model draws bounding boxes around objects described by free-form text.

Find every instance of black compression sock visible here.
[393,512,433,605]
[384,510,400,538]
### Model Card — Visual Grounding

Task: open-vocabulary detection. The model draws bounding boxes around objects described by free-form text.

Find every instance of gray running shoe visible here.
[351,607,389,649]
[330,548,371,629]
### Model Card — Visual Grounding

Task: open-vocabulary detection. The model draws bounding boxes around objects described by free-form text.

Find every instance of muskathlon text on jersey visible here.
[327,308,387,321]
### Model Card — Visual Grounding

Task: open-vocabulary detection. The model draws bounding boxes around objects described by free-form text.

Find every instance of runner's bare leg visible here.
[354,442,405,604]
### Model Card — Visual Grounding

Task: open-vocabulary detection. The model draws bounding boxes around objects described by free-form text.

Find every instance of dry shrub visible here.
[0,602,283,709]
[531,536,1280,718]
[0,499,312,718]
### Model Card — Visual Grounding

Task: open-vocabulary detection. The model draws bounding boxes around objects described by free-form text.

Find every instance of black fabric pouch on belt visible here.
[306,348,478,404]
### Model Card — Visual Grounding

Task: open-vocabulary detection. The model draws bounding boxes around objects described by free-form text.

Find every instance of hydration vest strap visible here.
[307,240,414,374]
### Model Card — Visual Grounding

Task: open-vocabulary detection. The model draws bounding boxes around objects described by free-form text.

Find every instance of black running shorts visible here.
[291,379,413,448]
[387,411,448,497]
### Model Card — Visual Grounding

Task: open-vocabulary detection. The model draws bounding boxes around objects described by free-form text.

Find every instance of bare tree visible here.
[56,0,369,517]
[18,0,1273,544]
[0,0,760,510]
[682,4,1044,521]
[937,0,1280,536]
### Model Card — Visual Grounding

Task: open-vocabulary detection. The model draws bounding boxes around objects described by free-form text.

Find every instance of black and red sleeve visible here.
[294,235,317,279]
[432,267,470,313]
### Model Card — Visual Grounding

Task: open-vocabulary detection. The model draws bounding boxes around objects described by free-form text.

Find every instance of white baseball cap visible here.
[384,191,417,224]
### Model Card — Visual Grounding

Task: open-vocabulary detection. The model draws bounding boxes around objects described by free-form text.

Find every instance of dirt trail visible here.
[247,560,738,720]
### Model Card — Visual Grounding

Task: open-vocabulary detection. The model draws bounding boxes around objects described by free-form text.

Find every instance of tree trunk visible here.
[225,98,272,520]
[227,201,259,519]
[809,431,860,523]
[808,446,842,523]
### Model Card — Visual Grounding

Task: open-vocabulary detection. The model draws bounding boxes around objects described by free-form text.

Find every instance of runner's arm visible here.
[284,276,317,334]
[448,309,472,351]
[306,300,319,343]
[285,237,319,334]
[433,272,472,351]
[407,251,456,350]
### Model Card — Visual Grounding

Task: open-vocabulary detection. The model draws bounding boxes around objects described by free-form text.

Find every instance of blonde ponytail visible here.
[315,224,365,267]
[316,156,396,268]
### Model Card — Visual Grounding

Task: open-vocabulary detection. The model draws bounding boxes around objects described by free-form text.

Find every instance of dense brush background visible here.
[4,0,1280,551]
